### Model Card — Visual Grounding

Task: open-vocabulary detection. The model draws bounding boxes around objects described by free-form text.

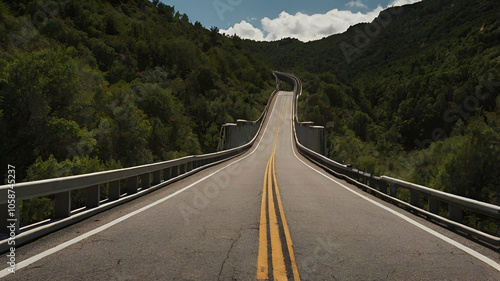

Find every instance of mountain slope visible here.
[0,0,274,181]
[244,0,500,207]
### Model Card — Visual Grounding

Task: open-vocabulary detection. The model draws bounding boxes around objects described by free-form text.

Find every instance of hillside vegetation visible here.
[0,0,273,182]
[245,0,500,208]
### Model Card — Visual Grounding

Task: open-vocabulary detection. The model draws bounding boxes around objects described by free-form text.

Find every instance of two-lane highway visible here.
[257,95,300,281]
[2,91,500,280]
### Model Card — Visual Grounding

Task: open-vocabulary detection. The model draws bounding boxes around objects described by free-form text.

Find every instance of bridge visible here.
[1,72,499,280]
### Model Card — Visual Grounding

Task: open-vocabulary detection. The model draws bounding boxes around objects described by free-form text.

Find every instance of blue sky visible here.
[160,0,422,41]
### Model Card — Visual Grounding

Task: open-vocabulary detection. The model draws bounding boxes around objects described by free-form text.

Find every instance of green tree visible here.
[104,14,119,35]
[166,38,202,76]
[2,48,84,178]
[135,40,152,70]
[209,26,219,46]
[109,87,153,166]
[157,3,175,21]
[196,66,219,93]
[89,38,115,71]
[349,111,373,141]
[432,117,500,203]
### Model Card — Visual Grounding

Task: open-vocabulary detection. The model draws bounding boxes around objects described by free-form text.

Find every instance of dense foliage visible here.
[245,0,500,207]
[0,0,274,183]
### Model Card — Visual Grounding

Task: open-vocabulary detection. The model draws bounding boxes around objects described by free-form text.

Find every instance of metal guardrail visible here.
[0,76,281,252]
[0,139,250,253]
[381,176,500,220]
[275,71,500,248]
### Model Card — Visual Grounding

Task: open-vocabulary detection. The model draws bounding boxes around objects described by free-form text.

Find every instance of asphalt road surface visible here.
[1,92,499,280]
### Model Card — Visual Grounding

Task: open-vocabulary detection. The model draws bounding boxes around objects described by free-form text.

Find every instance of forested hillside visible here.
[245,0,500,207]
[0,0,274,182]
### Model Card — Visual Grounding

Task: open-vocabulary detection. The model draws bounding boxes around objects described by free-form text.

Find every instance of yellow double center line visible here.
[257,96,300,281]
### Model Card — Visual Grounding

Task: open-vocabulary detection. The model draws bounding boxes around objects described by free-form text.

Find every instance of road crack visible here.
[218,228,243,281]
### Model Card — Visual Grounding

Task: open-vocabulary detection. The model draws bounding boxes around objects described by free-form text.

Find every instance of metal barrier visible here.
[275,71,500,248]
[0,75,281,252]
[0,143,250,253]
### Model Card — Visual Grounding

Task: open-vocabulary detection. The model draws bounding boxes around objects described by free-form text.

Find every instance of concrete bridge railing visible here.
[217,73,280,151]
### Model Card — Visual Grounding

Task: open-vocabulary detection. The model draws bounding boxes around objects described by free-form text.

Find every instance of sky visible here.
[160,0,423,42]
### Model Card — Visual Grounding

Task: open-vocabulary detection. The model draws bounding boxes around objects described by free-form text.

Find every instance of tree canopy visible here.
[0,0,274,181]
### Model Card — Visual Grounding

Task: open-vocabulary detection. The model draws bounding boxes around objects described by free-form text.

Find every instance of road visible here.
[2,91,500,280]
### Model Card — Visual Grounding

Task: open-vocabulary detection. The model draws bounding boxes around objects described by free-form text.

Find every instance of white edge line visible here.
[288,98,500,272]
[0,92,284,278]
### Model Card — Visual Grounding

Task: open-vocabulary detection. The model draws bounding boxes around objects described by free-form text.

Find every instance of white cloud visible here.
[221,1,423,42]
[346,0,368,9]
[260,8,383,42]
[221,20,264,41]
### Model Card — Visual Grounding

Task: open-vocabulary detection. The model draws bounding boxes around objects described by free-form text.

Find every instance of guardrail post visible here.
[86,185,100,208]
[127,176,138,195]
[381,181,389,195]
[390,183,397,197]
[448,204,463,223]
[409,190,421,208]
[180,164,186,175]
[163,167,171,181]
[428,198,439,214]
[55,191,71,218]
[141,173,150,189]
[375,178,383,191]
[171,166,179,178]
[152,170,161,185]
[187,161,193,172]
[109,180,120,201]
